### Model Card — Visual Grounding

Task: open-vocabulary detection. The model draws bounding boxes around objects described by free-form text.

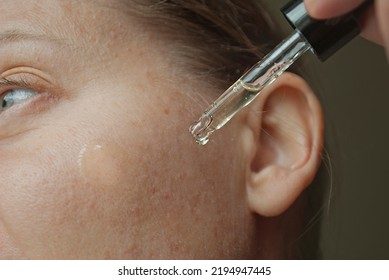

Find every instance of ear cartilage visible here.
[189,0,372,145]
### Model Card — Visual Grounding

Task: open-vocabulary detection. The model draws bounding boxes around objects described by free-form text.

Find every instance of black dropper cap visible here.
[281,0,373,61]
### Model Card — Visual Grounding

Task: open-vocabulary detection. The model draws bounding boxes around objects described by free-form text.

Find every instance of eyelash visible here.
[0,76,31,87]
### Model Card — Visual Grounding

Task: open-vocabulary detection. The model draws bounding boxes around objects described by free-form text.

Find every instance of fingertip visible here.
[305,0,366,19]
[360,5,384,45]
[304,0,324,19]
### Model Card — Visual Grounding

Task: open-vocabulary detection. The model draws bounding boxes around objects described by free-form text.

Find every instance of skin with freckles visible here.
[0,0,324,259]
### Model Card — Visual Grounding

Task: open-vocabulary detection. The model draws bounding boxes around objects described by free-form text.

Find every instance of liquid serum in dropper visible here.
[190,0,373,145]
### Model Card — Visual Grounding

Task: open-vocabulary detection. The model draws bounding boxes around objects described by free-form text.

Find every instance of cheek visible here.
[0,110,187,259]
[0,136,85,258]
[0,84,245,259]
[80,143,123,187]
[0,137,148,259]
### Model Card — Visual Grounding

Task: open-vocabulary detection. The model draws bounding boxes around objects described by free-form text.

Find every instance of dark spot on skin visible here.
[164,108,170,115]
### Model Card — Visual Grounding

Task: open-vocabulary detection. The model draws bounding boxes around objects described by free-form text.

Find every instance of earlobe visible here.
[242,73,324,217]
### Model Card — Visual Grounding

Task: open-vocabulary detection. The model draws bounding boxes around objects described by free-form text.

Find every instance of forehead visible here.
[0,0,129,42]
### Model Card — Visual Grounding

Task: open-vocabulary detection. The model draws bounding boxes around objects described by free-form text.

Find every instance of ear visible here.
[241,72,324,217]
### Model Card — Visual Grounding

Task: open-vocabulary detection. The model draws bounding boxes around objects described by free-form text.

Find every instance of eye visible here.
[1,89,37,113]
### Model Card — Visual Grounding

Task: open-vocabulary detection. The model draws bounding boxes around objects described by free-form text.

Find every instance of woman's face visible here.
[0,0,255,259]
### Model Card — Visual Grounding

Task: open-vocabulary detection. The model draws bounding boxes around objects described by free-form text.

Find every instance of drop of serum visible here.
[189,114,213,145]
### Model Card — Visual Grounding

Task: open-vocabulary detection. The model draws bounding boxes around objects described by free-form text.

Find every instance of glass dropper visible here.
[189,30,310,145]
[189,0,373,145]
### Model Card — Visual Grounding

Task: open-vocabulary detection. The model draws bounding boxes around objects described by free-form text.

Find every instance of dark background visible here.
[267,0,389,259]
